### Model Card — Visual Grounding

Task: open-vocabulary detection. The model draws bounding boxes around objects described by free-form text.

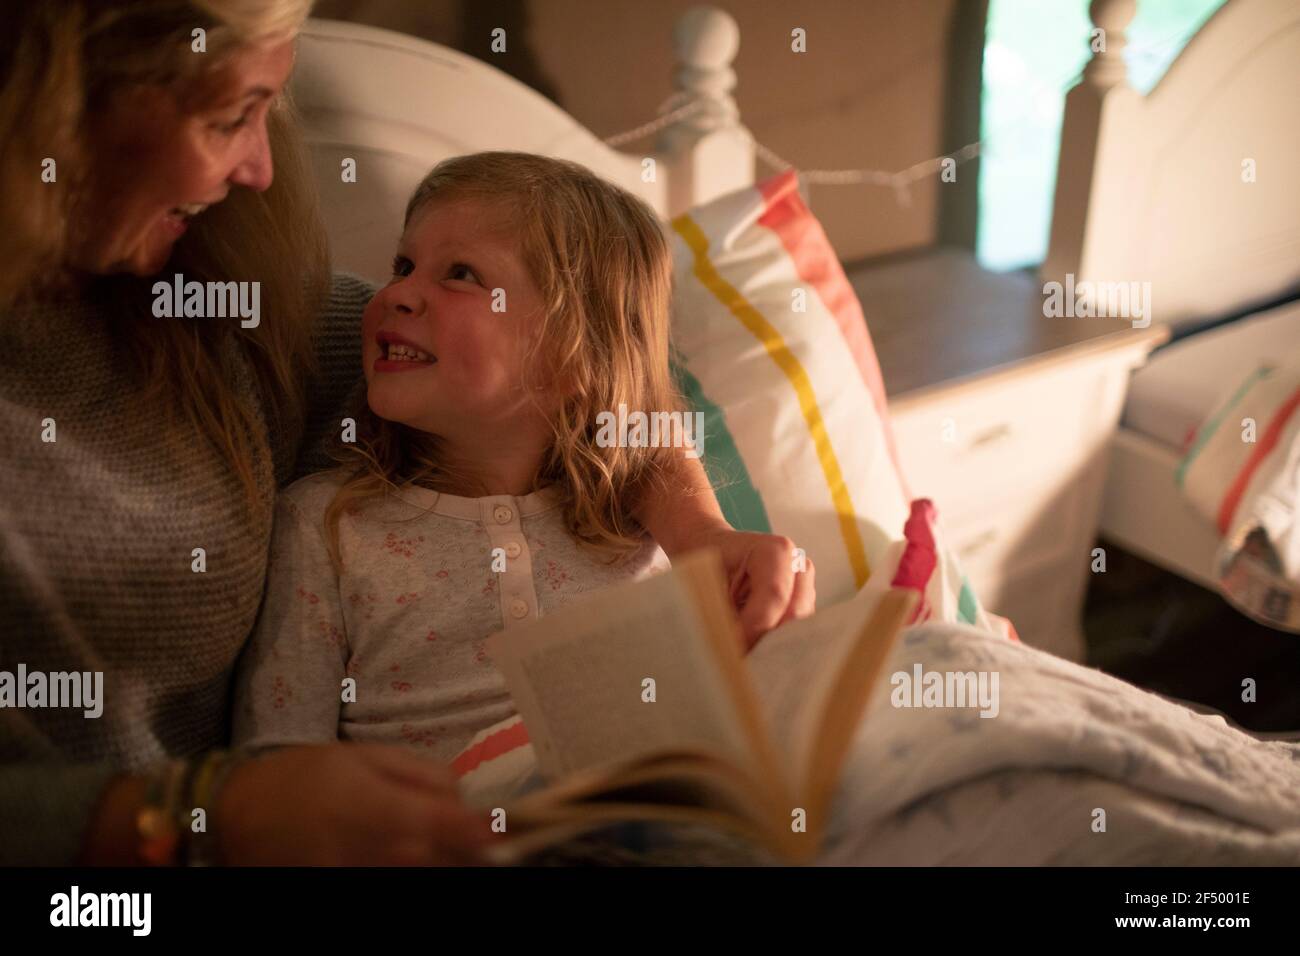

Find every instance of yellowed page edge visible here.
[803,588,916,837]
[676,549,796,808]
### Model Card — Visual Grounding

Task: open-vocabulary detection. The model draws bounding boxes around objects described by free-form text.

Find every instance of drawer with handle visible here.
[944,478,1083,589]
[890,365,1102,516]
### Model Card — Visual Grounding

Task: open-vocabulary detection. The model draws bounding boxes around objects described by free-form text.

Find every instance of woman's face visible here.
[76,38,296,276]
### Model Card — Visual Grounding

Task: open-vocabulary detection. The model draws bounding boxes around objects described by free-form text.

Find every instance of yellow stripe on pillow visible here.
[672,212,870,587]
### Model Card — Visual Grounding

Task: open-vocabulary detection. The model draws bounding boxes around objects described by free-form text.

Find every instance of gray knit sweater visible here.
[0,273,373,865]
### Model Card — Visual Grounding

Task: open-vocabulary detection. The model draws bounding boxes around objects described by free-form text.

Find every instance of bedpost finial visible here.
[671,5,741,128]
[1090,0,1136,33]
[660,4,752,214]
[674,6,740,71]
[1086,0,1135,88]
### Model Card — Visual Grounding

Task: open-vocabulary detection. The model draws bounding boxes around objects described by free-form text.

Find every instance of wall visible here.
[314,0,961,263]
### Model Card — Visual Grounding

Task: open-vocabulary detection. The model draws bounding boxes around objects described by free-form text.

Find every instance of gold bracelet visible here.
[184,750,244,866]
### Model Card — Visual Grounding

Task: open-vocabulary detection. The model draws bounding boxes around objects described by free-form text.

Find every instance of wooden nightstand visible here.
[846,248,1168,661]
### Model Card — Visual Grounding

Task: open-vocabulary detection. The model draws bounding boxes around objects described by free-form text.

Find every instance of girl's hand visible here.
[633,459,813,647]
[216,744,494,865]
[690,526,817,650]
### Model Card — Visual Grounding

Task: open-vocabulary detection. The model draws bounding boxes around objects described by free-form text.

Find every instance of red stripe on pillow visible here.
[452,719,531,778]
[1216,384,1300,533]
[891,499,940,624]
[755,171,907,494]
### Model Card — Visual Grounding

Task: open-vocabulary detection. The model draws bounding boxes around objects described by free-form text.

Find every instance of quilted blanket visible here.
[820,622,1300,865]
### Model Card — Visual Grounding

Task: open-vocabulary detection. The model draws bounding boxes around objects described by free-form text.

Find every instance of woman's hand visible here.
[689,525,817,650]
[217,744,493,866]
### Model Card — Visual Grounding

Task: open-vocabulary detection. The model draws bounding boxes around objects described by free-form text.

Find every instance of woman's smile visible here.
[160,200,221,239]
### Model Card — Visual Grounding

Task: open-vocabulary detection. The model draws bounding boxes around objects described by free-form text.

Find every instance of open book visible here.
[485,548,916,864]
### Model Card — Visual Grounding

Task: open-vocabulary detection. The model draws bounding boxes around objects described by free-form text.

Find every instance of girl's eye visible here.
[391,255,414,278]
[447,263,479,284]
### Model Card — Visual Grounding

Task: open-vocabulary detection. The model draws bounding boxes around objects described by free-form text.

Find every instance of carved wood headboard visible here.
[1042,0,1300,330]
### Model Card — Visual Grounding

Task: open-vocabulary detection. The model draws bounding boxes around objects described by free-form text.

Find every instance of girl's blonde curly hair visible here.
[325,151,688,566]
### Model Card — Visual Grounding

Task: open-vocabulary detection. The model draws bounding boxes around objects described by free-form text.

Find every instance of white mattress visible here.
[1122,299,1300,449]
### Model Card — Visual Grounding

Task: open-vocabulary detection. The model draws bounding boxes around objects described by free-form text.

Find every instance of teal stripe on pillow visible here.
[1175,365,1273,488]
[957,577,979,625]
[671,358,772,534]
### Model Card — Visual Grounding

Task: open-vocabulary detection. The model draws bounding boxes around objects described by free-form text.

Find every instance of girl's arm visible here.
[635,455,816,649]
[637,454,729,554]
[232,491,348,749]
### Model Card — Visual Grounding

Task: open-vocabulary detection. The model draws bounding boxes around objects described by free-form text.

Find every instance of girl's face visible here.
[361,199,554,442]
[76,38,295,276]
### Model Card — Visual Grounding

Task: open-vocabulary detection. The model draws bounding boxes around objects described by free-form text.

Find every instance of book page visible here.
[488,553,759,782]
[801,588,914,827]
[745,583,910,792]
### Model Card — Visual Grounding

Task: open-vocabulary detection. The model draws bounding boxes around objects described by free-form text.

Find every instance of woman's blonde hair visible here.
[326,151,684,565]
[0,0,328,502]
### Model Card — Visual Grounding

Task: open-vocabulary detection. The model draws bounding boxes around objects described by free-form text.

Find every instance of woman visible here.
[0,1,814,866]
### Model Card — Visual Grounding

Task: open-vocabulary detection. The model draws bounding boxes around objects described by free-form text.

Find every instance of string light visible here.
[599,29,1185,207]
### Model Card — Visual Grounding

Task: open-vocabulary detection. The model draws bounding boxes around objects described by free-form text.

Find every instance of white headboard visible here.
[1042,0,1300,329]
[290,9,756,284]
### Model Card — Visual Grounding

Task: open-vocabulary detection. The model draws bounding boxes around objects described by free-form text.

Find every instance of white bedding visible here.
[1123,299,1300,449]
[473,619,1300,864]
[817,622,1300,865]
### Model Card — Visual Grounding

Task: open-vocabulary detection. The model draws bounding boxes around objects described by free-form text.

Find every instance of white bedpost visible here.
[1041,0,1144,289]
[657,5,756,217]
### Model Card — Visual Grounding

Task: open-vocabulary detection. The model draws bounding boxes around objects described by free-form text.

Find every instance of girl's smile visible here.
[373,329,437,372]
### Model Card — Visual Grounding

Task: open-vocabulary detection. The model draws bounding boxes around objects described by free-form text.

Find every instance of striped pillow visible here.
[1178,349,1300,630]
[670,170,1001,632]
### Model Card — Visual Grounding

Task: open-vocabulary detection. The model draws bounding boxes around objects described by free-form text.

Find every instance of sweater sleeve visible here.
[0,762,120,865]
[0,510,126,865]
[290,272,376,482]
[231,482,349,749]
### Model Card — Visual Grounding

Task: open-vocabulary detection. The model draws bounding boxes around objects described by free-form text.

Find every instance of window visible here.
[977,0,1227,271]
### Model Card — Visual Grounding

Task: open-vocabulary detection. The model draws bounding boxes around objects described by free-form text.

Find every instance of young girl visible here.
[232,152,687,764]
